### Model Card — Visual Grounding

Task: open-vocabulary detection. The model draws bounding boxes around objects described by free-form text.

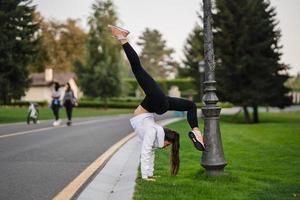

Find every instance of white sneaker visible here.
[53,120,61,126]
[53,120,58,126]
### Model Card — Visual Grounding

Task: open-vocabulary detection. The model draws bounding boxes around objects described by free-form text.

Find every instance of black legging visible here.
[52,105,60,120]
[64,100,73,121]
[123,43,198,128]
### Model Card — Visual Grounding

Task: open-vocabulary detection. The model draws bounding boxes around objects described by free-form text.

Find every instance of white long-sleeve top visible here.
[130,113,165,179]
[52,89,61,99]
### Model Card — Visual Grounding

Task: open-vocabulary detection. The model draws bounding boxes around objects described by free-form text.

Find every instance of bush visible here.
[218,102,234,108]
[1,100,48,107]
[196,101,233,108]
[78,99,233,109]
[124,78,197,93]
[109,97,144,102]
[78,100,139,109]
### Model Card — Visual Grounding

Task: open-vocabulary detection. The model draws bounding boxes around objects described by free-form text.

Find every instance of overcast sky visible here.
[33,0,300,75]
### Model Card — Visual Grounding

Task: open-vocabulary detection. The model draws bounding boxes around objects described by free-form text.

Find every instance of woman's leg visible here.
[66,106,71,121]
[52,106,58,120]
[122,43,165,99]
[55,106,60,120]
[167,97,198,129]
[168,97,205,149]
[64,101,72,121]
[69,106,73,121]
[109,26,168,113]
[122,43,168,112]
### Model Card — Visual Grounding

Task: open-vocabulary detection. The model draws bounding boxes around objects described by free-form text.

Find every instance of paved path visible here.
[0,112,175,200]
[77,118,184,200]
[0,115,134,200]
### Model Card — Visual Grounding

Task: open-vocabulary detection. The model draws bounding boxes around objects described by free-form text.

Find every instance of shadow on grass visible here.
[193,169,240,183]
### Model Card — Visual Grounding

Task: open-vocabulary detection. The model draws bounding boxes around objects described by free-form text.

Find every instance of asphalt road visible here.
[0,112,175,200]
[0,114,138,200]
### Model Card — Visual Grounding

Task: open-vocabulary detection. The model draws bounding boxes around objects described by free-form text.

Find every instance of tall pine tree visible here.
[75,0,122,106]
[181,24,204,100]
[0,0,39,103]
[137,28,178,79]
[214,0,292,123]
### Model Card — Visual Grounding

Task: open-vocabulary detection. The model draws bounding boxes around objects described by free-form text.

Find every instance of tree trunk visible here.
[242,106,251,123]
[252,105,259,123]
[103,98,108,110]
[1,96,9,105]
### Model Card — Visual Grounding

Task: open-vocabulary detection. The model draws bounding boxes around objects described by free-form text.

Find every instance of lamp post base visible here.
[200,86,227,175]
[201,163,227,176]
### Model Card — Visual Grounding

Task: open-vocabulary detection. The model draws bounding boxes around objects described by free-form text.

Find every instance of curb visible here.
[52,132,136,200]
[77,117,185,200]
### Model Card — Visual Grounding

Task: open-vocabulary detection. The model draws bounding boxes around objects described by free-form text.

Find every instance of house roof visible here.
[30,72,76,86]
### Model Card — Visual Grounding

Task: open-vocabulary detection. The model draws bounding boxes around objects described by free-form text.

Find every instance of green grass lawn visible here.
[0,107,132,124]
[134,112,300,200]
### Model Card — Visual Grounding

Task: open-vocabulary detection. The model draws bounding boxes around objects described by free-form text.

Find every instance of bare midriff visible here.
[134,105,149,116]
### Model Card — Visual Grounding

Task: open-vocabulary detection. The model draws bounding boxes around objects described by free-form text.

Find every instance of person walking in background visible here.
[51,82,61,126]
[63,83,76,126]
[27,102,39,124]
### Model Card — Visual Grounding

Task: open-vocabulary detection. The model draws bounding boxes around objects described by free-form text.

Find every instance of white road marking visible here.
[0,116,128,139]
[52,132,136,200]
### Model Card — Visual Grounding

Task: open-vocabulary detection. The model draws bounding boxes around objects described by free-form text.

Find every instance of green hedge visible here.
[78,100,233,109]
[125,78,197,93]
[108,97,144,102]
[218,102,234,108]
[78,100,139,109]
[1,99,233,109]
[1,100,48,107]
[195,102,233,108]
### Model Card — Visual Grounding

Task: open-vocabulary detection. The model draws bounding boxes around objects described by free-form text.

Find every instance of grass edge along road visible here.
[133,112,300,200]
[0,107,132,124]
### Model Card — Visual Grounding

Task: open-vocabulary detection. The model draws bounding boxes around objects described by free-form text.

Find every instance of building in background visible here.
[22,68,82,103]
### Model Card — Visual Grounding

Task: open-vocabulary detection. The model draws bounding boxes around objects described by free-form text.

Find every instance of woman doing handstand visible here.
[109,25,205,181]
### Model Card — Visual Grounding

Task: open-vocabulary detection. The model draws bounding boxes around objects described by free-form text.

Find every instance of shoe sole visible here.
[188,131,205,151]
[108,24,130,35]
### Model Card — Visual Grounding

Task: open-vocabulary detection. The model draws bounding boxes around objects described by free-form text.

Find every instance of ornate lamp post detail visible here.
[201,0,227,175]
[198,60,205,99]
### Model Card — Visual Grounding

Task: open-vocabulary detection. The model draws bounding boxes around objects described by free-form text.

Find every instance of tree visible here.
[74,0,122,106]
[137,28,178,79]
[214,0,292,123]
[29,14,87,72]
[180,24,204,100]
[0,0,39,104]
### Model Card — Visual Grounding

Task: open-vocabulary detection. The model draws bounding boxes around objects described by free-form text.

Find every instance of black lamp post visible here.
[198,61,205,100]
[201,0,227,175]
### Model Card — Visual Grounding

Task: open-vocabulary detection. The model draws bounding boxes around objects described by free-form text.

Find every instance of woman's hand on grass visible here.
[142,177,156,181]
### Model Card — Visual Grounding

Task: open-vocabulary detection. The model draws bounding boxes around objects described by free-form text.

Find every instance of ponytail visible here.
[164,128,180,175]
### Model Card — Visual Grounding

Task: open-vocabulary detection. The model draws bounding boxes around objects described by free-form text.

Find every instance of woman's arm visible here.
[140,127,156,179]
[148,151,155,177]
